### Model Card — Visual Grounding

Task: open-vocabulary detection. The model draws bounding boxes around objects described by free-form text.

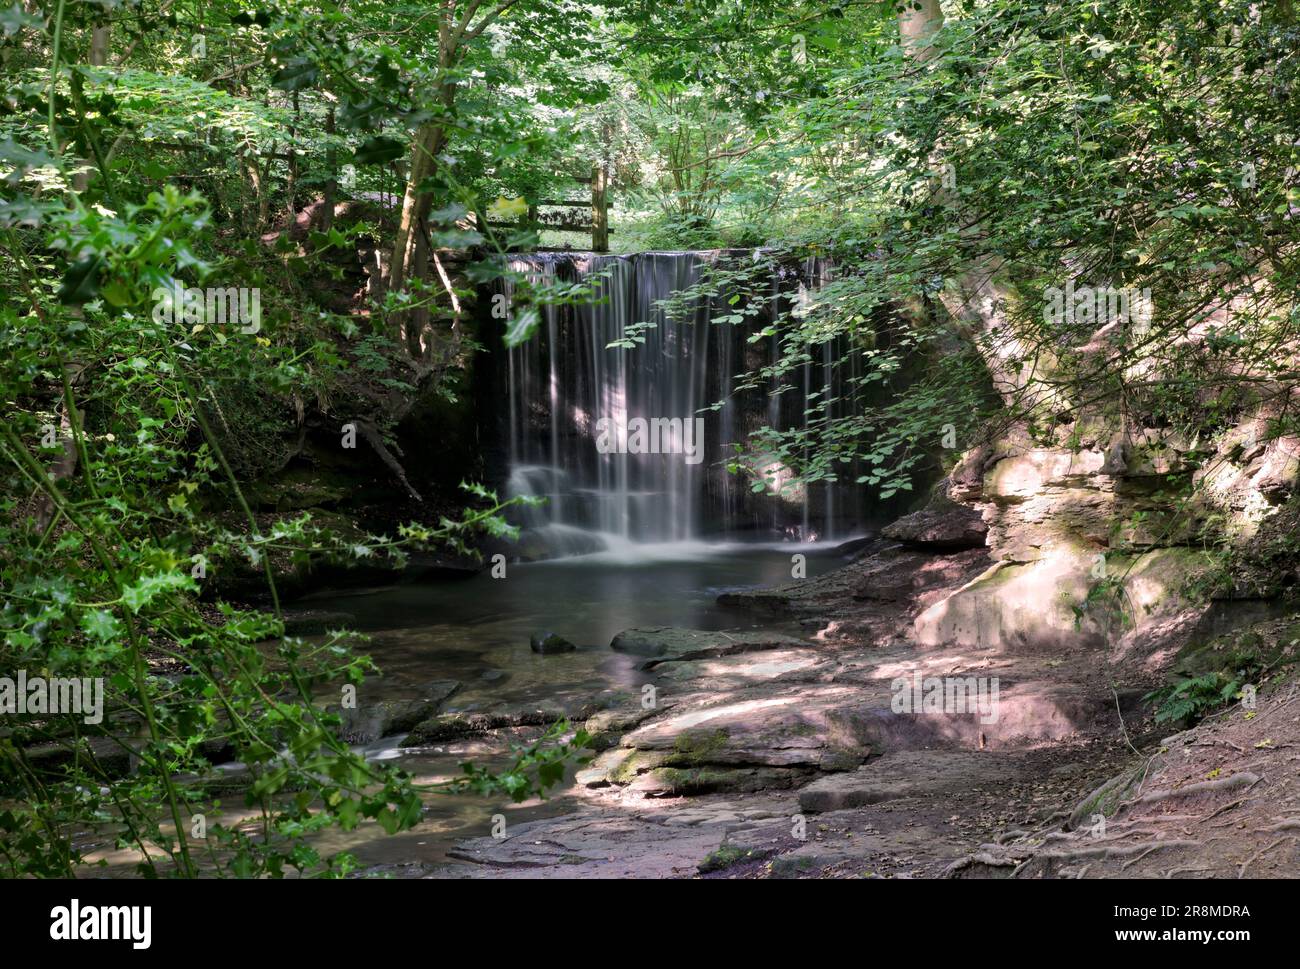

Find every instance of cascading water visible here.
[501,250,868,560]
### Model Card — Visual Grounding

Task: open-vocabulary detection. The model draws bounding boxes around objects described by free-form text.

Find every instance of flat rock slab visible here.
[618,675,1109,780]
[654,648,831,690]
[797,750,1027,813]
[400,698,603,747]
[443,812,726,879]
[620,685,873,770]
[610,627,807,668]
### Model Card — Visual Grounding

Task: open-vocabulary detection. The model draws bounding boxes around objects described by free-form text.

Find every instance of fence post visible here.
[591,164,609,252]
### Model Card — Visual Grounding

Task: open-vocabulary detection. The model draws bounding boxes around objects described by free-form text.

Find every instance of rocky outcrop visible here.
[912,546,1219,653]
[880,492,987,550]
[574,620,1143,799]
[903,404,1300,653]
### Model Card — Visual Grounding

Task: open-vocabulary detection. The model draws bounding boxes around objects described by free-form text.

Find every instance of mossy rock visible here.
[607,749,671,785]
[698,844,768,874]
[583,704,654,751]
[660,728,730,766]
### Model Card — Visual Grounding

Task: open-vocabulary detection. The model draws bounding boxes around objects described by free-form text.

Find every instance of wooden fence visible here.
[487,164,611,251]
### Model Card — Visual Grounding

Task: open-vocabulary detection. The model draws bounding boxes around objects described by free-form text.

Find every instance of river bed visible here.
[304,541,848,872]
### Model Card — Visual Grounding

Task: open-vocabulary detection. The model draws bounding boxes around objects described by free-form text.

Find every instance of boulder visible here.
[618,686,874,770]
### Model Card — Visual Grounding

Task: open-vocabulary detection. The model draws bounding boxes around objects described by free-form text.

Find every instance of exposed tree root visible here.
[355,418,423,502]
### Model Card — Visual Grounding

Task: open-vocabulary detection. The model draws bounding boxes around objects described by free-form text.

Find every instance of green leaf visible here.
[80,609,122,642]
[503,306,541,348]
[120,571,192,614]
[0,3,43,37]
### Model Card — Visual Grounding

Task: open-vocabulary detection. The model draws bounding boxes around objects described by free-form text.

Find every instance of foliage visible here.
[603,0,1300,507]
[0,2,594,878]
[1144,673,1247,728]
[4,0,1300,878]
[443,720,593,803]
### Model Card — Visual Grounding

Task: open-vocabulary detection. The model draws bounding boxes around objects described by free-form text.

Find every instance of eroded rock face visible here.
[912,546,1219,652]
[899,400,1300,655]
[957,420,1278,564]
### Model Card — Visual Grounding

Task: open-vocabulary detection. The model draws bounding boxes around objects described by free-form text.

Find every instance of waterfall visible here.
[500,250,866,560]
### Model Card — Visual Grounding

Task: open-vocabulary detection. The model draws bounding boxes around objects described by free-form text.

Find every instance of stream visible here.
[303,540,849,871]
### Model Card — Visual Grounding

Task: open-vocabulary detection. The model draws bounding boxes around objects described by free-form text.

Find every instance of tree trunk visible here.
[591,164,609,252]
[322,104,337,232]
[899,0,944,61]
[71,20,111,194]
[91,23,110,66]
[388,3,462,357]
[285,91,300,223]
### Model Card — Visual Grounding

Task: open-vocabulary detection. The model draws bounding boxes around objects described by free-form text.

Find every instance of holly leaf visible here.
[120,571,192,613]
[81,609,122,641]
[503,306,540,348]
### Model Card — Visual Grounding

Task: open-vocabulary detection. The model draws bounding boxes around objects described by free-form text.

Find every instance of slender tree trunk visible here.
[41,19,113,522]
[286,91,300,223]
[591,164,609,252]
[322,103,337,232]
[71,19,111,193]
[386,0,517,355]
[389,121,445,298]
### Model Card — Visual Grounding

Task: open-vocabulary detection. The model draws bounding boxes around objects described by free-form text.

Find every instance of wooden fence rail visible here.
[491,164,610,251]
